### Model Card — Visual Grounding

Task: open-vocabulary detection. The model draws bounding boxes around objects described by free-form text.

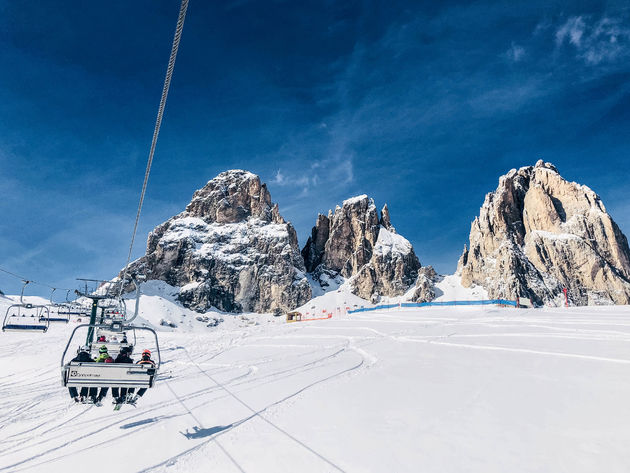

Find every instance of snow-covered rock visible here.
[302,195,424,299]
[458,160,630,305]
[122,170,311,313]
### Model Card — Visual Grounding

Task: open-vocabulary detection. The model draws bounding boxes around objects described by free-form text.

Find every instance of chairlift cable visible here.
[60,2,188,405]
[182,347,346,472]
[119,0,189,294]
[0,265,74,292]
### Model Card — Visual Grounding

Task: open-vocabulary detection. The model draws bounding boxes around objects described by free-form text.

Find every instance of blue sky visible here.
[1,0,629,297]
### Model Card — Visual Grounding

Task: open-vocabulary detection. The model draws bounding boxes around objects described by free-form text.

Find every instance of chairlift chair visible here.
[61,278,158,405]
[42,305,70,324]
[61,323,160,402]
[2,303,50,332]
[57,290,90,318]
[90,326,135,358]
[39,288,70,324]
[2,281,50,333]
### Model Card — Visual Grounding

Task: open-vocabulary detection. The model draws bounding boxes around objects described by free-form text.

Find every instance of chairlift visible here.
[90,325,135,358]
[41,306,70,324]
[61,323,160,405]
[1,281,50,333]
[102,306,126,321]
[41,288,70,324]
[3,303,50,332]
[61,277,159,406]
[56,290,90,318]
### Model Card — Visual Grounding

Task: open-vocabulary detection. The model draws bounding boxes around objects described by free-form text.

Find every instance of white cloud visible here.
[556,16,586,47]
[272,169,286,185]
[505,42,526,62]
[555,15,630,65]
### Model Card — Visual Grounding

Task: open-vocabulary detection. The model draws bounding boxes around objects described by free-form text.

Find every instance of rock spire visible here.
[458,160,630,305]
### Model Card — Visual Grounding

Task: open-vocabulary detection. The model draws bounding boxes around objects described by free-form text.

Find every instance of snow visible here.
[196,170,257,192]
[341,194,369,206]
[373,227,412,257]
[160,218,291,269]
[433,274,488,301]
[530,229,581,241]
[2,290,630,472]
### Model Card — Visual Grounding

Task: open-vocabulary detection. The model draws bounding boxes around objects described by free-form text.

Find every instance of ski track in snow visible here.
[1,302,630,472]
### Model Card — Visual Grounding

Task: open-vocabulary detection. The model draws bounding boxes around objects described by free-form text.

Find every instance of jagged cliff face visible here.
[125,170,311,313]
[458,160,630,306]
[302,195,423,300]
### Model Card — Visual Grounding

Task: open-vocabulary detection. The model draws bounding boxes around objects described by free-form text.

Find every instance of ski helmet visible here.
[99,345,108,353]
[142,349,151,356]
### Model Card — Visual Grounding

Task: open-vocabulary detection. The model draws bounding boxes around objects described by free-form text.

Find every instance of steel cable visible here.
[119,0,189,293]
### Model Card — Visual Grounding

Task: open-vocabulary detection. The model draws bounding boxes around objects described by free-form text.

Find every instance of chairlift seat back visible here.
[41,316,70,323]
[62,362,156,389]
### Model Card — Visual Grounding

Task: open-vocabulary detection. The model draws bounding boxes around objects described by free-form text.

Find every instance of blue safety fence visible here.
[348,299,517,314]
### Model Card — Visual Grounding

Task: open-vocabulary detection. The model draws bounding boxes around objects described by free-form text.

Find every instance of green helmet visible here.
[99,345,108,353]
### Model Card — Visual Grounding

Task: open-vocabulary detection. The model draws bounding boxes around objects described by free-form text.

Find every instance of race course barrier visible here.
[348,299,517,314]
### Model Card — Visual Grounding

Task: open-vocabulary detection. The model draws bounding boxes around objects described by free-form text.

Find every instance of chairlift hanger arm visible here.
[124,278,141,324]
[19,280,30,305]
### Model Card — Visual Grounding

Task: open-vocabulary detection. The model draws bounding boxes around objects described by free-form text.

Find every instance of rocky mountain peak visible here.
[123,170,310,313]
[302,195,422,300]
[458,161,630,305]
[534,159,559,173]
[380,204,395,232]
[185,170,283,224]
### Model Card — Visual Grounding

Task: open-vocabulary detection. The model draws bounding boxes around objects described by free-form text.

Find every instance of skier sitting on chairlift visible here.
[114,346,133,364]
[72,348,94,363]
[132,349,155,401]
[68,348,94,402]
[113,349,153,406]
[137,349,155,367]
[86,347,111,402]
[68,348,107,404]
[95,345,111,363]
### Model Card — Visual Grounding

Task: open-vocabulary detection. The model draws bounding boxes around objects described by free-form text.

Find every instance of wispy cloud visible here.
[556,16,586,47]
[504,42,526,62]
[272,169,286,185]
[556,15,630,65]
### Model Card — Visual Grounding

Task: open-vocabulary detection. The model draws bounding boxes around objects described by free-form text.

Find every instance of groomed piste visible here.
[1,291,629,472]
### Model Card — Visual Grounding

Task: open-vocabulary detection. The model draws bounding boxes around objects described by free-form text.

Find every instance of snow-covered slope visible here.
[432,274,489,301]
[2,291,630,472]
[123,280,282,332]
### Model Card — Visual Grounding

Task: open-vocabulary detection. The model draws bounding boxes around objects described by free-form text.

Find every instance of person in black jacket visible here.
[112,347,135,404]
[114,346,134,364]
[69,348,94,400]
[71,349,94,363]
